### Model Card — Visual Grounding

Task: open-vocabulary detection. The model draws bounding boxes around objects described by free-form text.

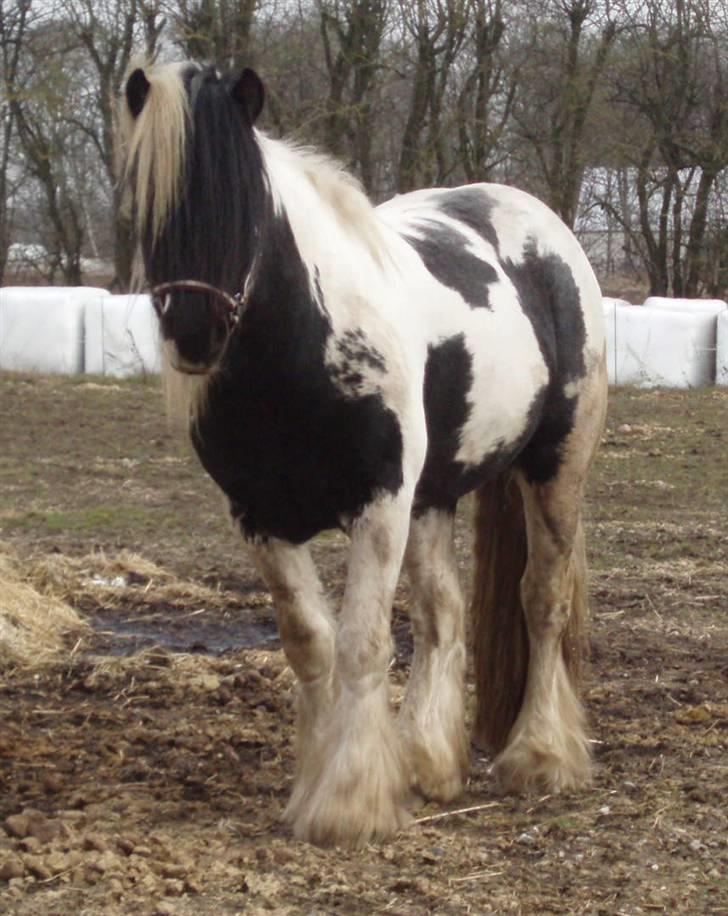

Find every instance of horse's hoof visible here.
[290,798,412,848]
[491,733,592,795]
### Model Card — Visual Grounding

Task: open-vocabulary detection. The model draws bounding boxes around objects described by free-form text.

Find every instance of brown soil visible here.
[1,373,727,915]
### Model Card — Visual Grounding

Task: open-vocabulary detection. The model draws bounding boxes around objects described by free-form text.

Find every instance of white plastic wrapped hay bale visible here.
[602,298,634,384]
[644,296,727,316]
[603,296,633,312]
[0,287,108,374]
[717,311,728,386]
[612,305,716,387]
[84,293,160,377]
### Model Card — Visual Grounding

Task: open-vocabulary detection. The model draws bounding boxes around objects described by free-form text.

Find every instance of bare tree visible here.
[62,0,165,289]
[395,0,471,191]
[7,15,89,283]
[454,0,512,182]
[171,0,257,67]
[0,0,33,285]
[317,0,387,191]
[511,0,617,226]
[606,0,728,295]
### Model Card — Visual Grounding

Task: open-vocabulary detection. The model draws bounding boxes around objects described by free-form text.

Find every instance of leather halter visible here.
[150,279,246,329]
[149,252,261,377]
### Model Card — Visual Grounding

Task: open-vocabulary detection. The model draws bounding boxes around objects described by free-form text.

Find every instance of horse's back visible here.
[377,182,603,355]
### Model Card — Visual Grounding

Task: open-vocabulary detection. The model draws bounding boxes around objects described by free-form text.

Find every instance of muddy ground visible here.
[0,373,726,915]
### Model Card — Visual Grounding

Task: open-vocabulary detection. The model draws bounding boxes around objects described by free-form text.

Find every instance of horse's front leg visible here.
[252,539,336,826]
[289,490,414,847]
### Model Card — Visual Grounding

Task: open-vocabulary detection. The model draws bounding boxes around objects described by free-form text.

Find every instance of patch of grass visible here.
[2,505,152,535]
[546,815,580,832]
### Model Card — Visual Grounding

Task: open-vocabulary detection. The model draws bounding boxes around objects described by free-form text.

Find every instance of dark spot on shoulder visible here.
[336,329,387,373]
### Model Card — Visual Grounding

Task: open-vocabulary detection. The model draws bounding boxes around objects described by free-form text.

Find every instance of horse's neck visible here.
[258,134,386,302]
[240,205,329,366]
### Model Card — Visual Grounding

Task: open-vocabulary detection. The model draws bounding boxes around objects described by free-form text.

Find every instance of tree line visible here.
[1,0,727,297]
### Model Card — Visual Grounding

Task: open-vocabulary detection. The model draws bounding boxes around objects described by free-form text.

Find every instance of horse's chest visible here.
[191,369,404,544]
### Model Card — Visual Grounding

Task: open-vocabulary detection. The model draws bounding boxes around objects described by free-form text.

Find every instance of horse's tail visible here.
[470,473,588,754]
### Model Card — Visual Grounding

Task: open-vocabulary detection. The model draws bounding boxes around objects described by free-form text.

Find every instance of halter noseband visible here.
[150,279,247,329]
[149,251,262,375]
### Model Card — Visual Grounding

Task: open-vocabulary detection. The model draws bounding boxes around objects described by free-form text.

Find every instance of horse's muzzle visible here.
[153,284,233,372]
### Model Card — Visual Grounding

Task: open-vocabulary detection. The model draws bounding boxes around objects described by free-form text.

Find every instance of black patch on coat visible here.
[336,329,387,372]
[414,335,544,513]
[328,330,387,394]
[191,213,404,544]
[436,188,500,252]
[415,335,472,512]
[403,221,496,309]
[501,239,588,484]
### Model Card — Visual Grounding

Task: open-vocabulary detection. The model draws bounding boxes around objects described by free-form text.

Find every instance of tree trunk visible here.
[685,167,718,297]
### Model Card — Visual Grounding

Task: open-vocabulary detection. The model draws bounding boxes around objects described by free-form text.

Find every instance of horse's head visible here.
[119,61,267,374]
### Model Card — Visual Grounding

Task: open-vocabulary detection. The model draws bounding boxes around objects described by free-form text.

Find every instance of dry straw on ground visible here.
[23,549,268,614]
[0,550,88,668]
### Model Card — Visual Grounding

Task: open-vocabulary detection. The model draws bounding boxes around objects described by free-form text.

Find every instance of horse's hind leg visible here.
[253,539,335,825]
[491,483,590,792]
[492,366,606,793]
[400,508,468,802]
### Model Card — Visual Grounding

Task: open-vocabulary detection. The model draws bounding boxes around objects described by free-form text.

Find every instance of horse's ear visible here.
[126,68,151,119]
[232,68,264,124]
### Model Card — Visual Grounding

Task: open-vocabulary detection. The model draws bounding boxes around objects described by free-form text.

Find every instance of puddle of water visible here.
[90,612,279,657]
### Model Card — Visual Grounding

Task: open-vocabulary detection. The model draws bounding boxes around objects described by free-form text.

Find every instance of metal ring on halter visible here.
[150,279,244,328]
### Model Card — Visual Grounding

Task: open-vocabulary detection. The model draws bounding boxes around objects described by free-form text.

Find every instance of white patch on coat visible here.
[282,485,421,845]
[252,538,336,827]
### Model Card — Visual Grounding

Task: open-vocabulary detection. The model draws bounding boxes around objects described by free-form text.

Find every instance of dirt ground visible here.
[0,372,726,915]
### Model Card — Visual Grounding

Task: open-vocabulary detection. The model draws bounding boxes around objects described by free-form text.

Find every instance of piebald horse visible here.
[117,60,607,847]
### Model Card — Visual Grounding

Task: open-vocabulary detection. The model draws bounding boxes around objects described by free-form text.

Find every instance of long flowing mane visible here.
[258,135,388,268]
[116,61,190,244]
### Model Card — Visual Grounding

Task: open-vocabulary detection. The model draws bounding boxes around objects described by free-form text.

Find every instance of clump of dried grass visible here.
[0,550,88,669]
[23,549,254,614]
